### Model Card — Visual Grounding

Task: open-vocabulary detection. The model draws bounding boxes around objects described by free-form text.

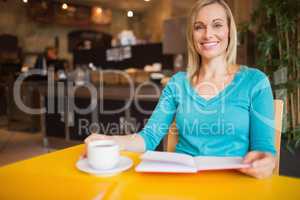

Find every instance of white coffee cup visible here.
[87,140,120,170]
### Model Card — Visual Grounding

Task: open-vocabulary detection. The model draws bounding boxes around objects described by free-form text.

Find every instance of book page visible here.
[194,156,251,171]
[135,160,197,173]
[141,151,195,167]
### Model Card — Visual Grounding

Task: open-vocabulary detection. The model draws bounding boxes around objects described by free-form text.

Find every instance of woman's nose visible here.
[204,27,213,39]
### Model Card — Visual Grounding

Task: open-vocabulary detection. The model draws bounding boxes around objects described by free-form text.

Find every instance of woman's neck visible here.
[199,56,228,80]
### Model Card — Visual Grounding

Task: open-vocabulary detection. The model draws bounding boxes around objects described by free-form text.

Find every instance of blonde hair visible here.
[186,0,237,80]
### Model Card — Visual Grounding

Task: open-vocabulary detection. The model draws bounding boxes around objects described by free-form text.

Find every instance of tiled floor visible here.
[0,128,49,167]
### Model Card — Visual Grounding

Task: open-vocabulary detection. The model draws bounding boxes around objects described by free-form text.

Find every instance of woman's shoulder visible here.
[241,65,269,81]
[166,71,187,84]
[240,65,272,95]
[172,71,187,79]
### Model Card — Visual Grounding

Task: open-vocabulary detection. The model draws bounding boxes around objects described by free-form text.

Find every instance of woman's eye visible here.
[194,25,204,31]
[214,24,223,28]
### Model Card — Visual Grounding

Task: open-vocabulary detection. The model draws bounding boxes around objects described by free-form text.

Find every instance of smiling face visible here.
[193,3,229,61]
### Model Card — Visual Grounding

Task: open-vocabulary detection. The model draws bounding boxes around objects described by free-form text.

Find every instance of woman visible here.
[84,0,276,179]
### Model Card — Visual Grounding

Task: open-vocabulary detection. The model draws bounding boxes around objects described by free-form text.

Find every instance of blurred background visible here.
[0,0,299,177]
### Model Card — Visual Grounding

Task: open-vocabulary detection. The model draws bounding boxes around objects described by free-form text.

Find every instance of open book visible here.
[135,151,251,173]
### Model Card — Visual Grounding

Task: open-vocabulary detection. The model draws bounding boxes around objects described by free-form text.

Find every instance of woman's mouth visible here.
[200,41,219,50]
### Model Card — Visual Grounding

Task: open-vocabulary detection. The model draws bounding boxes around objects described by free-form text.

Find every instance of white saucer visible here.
[76,156,133,177]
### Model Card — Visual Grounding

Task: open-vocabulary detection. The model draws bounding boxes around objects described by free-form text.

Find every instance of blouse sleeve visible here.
[249,72,276,155]
[138,75,179,151]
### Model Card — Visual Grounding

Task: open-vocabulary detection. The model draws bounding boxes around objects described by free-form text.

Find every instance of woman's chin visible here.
[199,50,225,60]
[200,52,224,60]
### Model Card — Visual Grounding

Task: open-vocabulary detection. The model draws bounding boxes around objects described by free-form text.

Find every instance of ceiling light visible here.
[95,7,103,14]
[62,3,68,10]
[22,0,28,3]
[127,10,133,18]
[144,0,151,2]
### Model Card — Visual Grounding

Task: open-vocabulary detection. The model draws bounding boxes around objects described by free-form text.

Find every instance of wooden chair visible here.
[163,99,284,175]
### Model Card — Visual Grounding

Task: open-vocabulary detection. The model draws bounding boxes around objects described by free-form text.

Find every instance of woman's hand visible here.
[82,133,146,158]
[238,151,276,179]
[82,133,112,158]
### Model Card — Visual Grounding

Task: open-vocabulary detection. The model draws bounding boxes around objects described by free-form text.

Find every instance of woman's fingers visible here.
[82,147,87,158]
[242,151,264,164]
[239,168,267,179]
[252,155,274,168]
[238,151,275,179]
[238,167,256,177]
[84,133,98,144]
[82,134,111,158]
[239,163,270,174]
[84,134,107,144]
[239,160,272,178]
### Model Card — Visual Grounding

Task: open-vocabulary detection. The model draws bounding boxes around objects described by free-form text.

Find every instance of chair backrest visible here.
[164,99,284,175]
[273,99,284,174]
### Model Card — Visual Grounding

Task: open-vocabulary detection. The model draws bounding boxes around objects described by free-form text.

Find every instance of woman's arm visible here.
[112,134,146,152]
[239,71,276,178]
[83,73,181,156]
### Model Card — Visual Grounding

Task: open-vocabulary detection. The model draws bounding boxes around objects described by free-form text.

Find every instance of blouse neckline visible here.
[184,65,247,106]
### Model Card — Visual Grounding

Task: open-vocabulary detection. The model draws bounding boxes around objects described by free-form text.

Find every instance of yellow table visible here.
[0,145,299,200]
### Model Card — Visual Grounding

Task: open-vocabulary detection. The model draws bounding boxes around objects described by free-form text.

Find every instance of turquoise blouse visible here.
[139,65,276,156]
